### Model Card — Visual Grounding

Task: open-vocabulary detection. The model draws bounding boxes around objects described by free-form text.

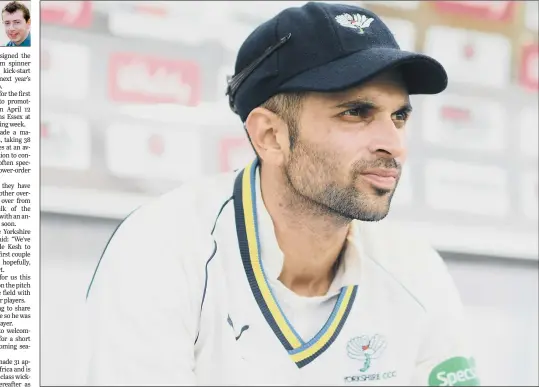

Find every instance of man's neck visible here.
[260,164,351,297]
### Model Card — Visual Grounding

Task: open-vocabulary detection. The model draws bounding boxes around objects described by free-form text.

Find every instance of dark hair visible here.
[2,1,30,22]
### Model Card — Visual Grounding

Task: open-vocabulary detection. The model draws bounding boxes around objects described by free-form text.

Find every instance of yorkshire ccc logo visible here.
[344,334,397,383]
[346,334,387,372]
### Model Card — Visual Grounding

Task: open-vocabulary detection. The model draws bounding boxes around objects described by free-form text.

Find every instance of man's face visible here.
[3,10,30,44]
[283,71,411,222]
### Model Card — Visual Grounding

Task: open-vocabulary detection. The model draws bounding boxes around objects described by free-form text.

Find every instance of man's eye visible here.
[341,107,370,118]
[393,111,409,121]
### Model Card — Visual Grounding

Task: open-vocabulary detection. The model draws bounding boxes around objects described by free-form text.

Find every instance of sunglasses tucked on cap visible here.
[226,1,448,122]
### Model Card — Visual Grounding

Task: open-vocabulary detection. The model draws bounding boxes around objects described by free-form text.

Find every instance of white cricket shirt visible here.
[86,159,480,386]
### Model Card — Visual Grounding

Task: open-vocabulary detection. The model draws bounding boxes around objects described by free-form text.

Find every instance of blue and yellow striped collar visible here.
[253,158,362,292]
[233,158,359,368]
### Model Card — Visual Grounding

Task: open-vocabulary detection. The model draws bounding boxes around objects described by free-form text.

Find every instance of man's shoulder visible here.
[139,170,236,214]
[106,171,238,256]
[88,171,239,297]
[356,219,461,312]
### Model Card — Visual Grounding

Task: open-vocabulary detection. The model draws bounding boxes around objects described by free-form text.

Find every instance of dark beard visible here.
[283,131,400,222]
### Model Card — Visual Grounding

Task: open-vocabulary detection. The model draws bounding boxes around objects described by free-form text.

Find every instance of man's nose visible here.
[367,119,406,159]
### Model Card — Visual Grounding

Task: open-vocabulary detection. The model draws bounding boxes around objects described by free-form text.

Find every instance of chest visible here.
[193,236,426,386]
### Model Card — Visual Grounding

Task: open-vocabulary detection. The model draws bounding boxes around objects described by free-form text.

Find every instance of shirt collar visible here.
[255,167,362,292]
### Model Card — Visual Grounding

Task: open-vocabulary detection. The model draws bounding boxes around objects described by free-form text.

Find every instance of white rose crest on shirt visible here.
[346,334,387,372]
[335,13,374,34]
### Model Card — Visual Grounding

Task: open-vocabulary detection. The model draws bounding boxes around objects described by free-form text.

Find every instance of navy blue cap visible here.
[226,1,448,122]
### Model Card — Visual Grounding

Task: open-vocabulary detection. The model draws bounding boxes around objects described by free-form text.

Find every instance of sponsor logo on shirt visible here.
[428,356,480,386]
[344,334,397,383]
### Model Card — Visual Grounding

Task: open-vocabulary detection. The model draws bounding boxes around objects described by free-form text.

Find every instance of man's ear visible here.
[244,107,288,166]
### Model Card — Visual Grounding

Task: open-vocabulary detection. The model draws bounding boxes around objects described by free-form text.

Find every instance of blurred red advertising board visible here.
[422,93,505,152]
[41,1,93,28]
[131,3,169,17]
[108,53,201,105]
[520,44,539,92]
[432,1,515,22]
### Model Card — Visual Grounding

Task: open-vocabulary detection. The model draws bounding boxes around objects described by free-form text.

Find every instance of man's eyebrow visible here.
[334,98,413,113]
[334,98,377,110]
[396,102,413,114]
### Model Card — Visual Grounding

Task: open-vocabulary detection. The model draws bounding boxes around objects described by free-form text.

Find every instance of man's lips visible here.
[360,169,398,190]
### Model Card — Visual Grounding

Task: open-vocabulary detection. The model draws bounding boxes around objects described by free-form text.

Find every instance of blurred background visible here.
[40,1,538,386]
